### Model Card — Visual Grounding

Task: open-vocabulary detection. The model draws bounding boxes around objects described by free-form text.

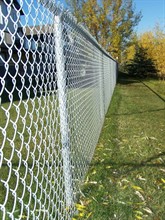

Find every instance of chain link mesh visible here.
[0,0,117,219]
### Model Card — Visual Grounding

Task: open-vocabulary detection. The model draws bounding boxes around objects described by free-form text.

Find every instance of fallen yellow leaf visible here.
[161,178,165,183]
[92,170,96,175]
[135,215,143,220]
[134,210,143,215]
[75,204,86,211]
[87,212,92,219]
[79,212,85,217]
[102,202,109,205]
[132,185,143,191]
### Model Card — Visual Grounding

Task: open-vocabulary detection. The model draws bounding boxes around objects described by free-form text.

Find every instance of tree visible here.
[65,0,84,22]
[139,25,165,79]
[121,32,138,64]
[66,0,141,62]
[127,45,157,77]
[81,0,101,41]
[66,0,102,41]
[123,24,165,78]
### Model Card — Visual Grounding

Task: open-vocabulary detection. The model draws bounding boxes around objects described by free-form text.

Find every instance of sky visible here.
[20,0,165,34]
[61,0,165,34]
[134,0,165,34]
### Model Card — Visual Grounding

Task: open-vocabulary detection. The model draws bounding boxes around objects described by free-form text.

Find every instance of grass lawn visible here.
[142,79,165,101]
[77,76,165,220]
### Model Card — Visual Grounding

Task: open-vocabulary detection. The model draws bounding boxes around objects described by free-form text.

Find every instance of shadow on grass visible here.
[79,73,165,219]
[95,73,165,177]
[140,80,165,103]
[108,107,165,116]
[118,72,165,103]
[92,151,165,177]
[117,72,138,85]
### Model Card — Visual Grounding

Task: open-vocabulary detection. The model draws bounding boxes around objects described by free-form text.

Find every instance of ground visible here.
[76,75,165,220]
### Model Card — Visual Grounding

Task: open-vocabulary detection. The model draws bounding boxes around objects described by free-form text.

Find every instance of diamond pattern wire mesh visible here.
[0,0,117,219]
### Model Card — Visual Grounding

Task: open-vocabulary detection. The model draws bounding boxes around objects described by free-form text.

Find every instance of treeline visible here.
[124,25,165,79]
[66,0,165,79]
[66,0,141,63]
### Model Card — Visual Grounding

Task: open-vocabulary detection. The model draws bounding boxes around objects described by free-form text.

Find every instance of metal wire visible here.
[0,0,117,219]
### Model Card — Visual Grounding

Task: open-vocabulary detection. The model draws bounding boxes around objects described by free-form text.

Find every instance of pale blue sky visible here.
[61,0,165,34]
[134,0,165,33]
[20,0,165,34]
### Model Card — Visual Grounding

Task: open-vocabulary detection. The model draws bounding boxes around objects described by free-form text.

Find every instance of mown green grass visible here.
[78,77,165,220]
[142,79,165,100]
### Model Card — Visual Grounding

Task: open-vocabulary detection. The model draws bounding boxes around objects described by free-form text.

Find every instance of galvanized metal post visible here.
[99,52,104,121]
[54,15,73,207]
[102,53,106,115]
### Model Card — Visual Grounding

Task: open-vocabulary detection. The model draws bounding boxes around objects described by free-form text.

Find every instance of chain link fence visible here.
[0,0,117,219]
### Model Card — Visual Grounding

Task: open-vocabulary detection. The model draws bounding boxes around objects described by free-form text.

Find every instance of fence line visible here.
[0,1,117,219]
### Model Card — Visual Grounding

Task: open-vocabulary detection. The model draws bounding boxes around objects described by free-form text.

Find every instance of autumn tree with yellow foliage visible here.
[66,0,141,62]
[125,25,165,79]
[139,26,165,79]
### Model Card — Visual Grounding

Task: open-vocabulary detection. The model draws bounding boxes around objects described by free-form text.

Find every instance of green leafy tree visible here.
[125,25,165,79]
[127,45,157,77]
[139,25,165,79]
